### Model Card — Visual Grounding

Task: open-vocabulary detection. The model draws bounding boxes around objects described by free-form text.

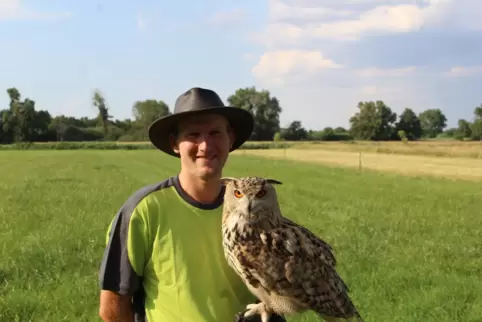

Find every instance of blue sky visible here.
[1,0,481,130]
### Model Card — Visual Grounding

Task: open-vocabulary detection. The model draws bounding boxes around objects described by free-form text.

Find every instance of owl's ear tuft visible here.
[220,177,238,186]
[266,178,282,185]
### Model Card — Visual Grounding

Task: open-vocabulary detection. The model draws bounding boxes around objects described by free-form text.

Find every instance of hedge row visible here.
[0,141,293,151]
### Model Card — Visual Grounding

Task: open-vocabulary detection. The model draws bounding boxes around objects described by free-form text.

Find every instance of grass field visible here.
[1,149,482,321]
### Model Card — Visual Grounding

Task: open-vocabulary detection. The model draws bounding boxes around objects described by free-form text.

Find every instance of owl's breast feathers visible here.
[222,217,360,319]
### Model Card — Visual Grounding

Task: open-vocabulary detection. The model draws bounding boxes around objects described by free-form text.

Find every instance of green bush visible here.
[239,142,292,150]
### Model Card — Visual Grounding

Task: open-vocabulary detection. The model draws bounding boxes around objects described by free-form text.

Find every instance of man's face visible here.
[171,113,235,181]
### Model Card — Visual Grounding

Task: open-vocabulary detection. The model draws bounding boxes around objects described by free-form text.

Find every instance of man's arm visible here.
[99,290,135,322]
[98,203,149,322]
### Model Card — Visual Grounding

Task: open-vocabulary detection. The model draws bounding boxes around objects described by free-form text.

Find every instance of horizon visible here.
[1,0,481,130]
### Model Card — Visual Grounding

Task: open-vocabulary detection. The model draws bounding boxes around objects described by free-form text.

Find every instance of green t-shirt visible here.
[98,175,255,321]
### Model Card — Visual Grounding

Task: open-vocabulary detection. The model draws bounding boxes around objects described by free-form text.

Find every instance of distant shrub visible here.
[273,132,283,141]
[239,142,292,150]
[398,130,408,144]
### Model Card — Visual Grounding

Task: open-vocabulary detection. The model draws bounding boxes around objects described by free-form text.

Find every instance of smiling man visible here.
[97,87,286,322]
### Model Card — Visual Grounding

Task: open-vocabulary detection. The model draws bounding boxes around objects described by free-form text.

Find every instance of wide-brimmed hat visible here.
[148,87,254,157]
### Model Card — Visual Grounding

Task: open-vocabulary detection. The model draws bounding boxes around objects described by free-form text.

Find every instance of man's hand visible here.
[99,290,135,322]
[233,310,287,322]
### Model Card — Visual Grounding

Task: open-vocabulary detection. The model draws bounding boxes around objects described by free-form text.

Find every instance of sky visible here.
[1,0,481,130]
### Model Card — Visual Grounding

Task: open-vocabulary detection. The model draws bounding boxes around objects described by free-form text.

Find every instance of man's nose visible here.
[198,134,214,150]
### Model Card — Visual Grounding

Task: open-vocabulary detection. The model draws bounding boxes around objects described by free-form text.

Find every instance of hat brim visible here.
[148,106,254,157]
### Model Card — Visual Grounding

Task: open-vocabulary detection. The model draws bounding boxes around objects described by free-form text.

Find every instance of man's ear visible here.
[169,133,179,154]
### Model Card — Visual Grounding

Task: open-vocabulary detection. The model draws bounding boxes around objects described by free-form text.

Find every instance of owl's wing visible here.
[235,218,359,319]
[279,217,337,267]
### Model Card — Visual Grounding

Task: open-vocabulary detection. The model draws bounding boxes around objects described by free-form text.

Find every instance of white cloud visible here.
[252,50,343,85]
[268,0,353,23]
[254,0,454,44]
[248,48,432,129]
[0,0,71,21]
[246,0,482,130]
[251,49,418,85]
[445,66,482,77]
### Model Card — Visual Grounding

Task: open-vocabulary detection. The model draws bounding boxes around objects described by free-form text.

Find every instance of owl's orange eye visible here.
[255,189,266,198]
[234,190,243,198]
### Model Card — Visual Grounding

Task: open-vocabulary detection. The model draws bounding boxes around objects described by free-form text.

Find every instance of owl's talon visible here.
[243,302,271,322]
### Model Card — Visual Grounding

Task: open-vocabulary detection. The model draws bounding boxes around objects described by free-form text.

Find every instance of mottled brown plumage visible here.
[221,176,363,322]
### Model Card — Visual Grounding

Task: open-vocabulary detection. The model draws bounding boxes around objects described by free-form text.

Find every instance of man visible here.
[98,87,286,322]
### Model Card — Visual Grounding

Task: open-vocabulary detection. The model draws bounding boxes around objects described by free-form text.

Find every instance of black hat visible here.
[148,87,254,157]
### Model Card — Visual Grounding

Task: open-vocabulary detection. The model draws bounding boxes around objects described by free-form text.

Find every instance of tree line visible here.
[1,86,481,145]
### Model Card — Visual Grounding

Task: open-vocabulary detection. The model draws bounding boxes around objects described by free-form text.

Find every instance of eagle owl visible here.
[221,176,363,322]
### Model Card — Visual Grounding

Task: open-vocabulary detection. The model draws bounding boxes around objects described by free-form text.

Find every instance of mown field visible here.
[289,140,482,158]
[235,148,482,182]
[1,149,482,321]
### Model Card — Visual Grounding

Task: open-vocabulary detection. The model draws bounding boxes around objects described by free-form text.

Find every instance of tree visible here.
[470,105,482,140]
[474,104,482,120]
[418,109,447,138]
[456,119,472,139]
[5,88,38,142]
[471,121,482,140]
[282,121,307,141]
[132,99,170,130]
[395,108,422,140]
[7,87,20,103]
[227,87,282,141]
[349,100,397,140]
[92,89,111,136]
[0,109,13,143]
[15,98,37,142]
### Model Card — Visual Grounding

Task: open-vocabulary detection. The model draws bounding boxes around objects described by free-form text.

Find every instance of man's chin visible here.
[197,164,221,179]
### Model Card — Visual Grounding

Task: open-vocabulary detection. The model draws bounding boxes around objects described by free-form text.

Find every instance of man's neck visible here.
[178,171,222,204]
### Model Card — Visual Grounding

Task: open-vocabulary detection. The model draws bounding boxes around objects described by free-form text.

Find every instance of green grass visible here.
[1,150,481,321]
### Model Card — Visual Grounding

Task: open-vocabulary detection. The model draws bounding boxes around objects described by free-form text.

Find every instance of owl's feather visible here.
[221,176,363,322]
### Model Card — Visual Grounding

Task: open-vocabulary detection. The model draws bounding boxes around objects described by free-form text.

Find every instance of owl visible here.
[221,176,363,322]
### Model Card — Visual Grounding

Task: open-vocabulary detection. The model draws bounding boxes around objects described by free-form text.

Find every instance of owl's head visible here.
[221,176,283,226]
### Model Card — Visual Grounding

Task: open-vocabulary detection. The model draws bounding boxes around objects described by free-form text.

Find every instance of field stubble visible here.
[0,150,481,321]
[234,147,482,182]
[292,140,482,158]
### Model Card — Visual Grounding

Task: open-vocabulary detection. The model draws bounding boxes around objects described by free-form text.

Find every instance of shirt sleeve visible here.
[98,202,149,296]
